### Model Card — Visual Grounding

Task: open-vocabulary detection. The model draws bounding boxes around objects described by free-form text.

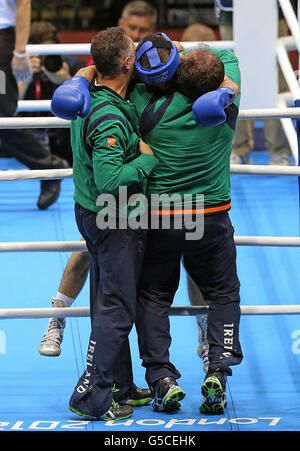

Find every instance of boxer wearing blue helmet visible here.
[135,32,180,85]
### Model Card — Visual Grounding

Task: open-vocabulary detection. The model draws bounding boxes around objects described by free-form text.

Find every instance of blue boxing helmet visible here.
[135,32,180,85]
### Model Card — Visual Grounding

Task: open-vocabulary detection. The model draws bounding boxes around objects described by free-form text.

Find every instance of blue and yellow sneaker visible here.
[152,377,185,412]
[199,371,227,414]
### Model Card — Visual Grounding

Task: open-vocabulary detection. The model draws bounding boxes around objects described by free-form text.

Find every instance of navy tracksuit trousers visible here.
[136,212,243,387]
[69,204,147,418]
[70,205,243,417]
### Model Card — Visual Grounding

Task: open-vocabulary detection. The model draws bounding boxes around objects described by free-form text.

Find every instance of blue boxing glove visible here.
[192,87,236,127]
[51,76,91,120]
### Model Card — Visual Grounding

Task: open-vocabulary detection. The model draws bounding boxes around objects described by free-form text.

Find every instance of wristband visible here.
[13,50,28,58]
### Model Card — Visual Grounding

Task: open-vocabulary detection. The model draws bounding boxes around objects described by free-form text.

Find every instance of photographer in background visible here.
[18,21,86,167]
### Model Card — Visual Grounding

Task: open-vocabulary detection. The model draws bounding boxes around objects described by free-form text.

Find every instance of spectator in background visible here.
[215,0,292,166]
[117,0,157,42]
[0,0,68,209]
[181,22,216,43]
[18,21,86,167]
[86,1,157,68]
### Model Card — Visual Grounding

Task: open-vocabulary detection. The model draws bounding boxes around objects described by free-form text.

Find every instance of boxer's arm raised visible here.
[192,86,236,127]
[51,66,96,120]
[220,74,240,98]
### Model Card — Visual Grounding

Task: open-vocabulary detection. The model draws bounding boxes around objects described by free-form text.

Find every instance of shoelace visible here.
[111,384,120,409]
[41,318,64,345]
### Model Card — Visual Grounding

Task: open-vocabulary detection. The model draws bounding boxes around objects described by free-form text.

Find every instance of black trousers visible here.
[69,204,147,417]
[136,212,243,386]
[0,27,65,171]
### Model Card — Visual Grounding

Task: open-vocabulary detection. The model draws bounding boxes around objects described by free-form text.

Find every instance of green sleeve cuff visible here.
[130,153,158,175]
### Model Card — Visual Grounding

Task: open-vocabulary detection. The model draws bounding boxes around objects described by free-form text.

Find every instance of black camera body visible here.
[42,54,63,72]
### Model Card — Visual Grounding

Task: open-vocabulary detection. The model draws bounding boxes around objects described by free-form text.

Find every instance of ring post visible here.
[295,98,300,233]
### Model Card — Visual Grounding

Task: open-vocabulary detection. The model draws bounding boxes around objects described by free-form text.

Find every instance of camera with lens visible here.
[42,54,63,72]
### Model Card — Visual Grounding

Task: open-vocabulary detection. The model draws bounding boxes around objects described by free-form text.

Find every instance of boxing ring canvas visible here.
[0,146,299,432]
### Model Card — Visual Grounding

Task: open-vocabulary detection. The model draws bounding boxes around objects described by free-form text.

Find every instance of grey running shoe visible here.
[230,152,252,165]
[269,153,291,166]
[152,377,185,412]
[38,298,66,357]
[199,371,227,414]
[197,313,210,373]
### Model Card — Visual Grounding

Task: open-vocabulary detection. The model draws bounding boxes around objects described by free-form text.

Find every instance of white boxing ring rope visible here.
[5,107,300,124]
[12,105,299,120]
[0,236,299,254]
[13,101,300,120]
[24,41,234,57]
[2,305,300,320]
[1,60,300,319]
[1,165,300,182]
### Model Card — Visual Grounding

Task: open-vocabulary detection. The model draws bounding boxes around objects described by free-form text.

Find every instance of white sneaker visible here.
[38,298,66,357]
[230,152,252,165]
[269,154,291,166]
[197,314,210,373]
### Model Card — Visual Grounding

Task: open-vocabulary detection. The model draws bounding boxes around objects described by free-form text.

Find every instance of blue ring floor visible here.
[0,150,299,432]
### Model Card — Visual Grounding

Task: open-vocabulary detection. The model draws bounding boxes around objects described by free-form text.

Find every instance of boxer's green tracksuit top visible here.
[129,48,241,213]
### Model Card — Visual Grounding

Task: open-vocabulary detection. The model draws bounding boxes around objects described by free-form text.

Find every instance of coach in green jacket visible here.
[68,27,157,421]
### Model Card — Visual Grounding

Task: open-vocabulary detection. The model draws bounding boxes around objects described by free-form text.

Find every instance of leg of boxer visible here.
[187,274,209,373]
[58,251,90,301]
[38,240,90,357]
